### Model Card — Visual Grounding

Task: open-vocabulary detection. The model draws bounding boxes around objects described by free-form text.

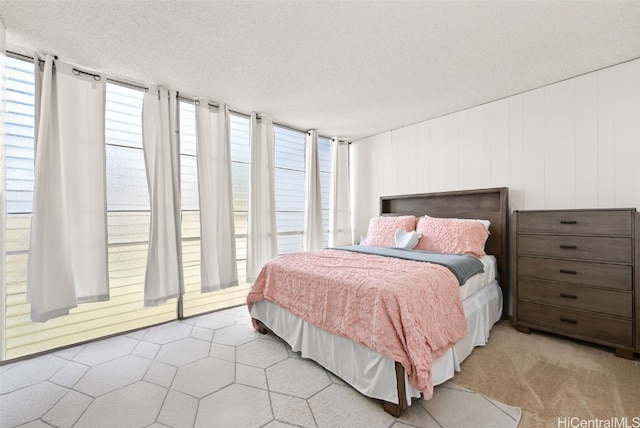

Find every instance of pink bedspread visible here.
[246,249,468,399]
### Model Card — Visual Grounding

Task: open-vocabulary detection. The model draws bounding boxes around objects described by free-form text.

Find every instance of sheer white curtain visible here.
[194,100,238,291]
[27,56,109,322]
[329,138,352,246]
[246,113,277,283]
[142,85,183,305]
[303,130,323,251]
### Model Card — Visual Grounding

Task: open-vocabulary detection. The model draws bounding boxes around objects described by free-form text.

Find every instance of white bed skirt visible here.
[250,280,503,406]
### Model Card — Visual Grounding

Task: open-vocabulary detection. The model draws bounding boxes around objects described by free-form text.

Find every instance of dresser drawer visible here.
[518,302,633,347]
[517,257,632,291]
[518,279,633,318]
[517,210,633,236]
[517,235,632,263]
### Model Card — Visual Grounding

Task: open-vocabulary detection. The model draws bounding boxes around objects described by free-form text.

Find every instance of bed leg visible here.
[255,320,271,335]
[382,362,407,417]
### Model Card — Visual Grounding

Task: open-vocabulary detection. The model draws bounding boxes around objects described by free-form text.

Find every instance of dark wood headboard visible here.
[380,187,509,318]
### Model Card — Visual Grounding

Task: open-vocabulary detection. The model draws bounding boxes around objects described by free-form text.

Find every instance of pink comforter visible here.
[246,249,467,399]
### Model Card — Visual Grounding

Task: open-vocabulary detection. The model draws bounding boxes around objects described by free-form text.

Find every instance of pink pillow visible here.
[414,216,489,257]
[361,215,416,247]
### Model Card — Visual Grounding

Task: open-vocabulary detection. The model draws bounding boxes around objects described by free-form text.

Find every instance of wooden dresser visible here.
[512,209,639,359]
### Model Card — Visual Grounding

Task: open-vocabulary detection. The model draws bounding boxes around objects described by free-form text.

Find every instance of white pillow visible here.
[394,229,422,249]
[423,215,490,230]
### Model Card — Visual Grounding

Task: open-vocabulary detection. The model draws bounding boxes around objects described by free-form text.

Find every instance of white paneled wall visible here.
[351,58,640,239]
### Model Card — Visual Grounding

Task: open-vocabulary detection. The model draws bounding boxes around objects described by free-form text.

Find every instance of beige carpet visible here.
[454,320,640,427]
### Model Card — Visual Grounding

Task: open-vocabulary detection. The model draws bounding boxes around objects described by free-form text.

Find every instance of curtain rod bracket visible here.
[72,67,101,81]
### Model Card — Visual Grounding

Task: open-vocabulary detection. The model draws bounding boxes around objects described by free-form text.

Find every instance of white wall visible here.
[350,58,640,239]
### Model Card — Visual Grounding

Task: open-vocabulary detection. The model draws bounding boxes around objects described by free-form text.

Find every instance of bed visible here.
[247,187,509,417]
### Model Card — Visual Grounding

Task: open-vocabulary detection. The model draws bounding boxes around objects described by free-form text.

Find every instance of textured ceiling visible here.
[1,1,639,141]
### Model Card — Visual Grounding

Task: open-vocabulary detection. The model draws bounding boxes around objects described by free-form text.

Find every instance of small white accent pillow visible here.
[394,229,422,249]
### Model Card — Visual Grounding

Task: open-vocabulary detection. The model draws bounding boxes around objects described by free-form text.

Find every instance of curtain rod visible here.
[7,50,335,140]
[274,121,310,135]
[274,121,333,141]
[177,93,255,121]
[72,67,101,81]
[177,94,219,110]
[175,95,315,136]
[8,50,149,92]
[7,51,40,62]
[175,98,325,138]
[106,78,148,93]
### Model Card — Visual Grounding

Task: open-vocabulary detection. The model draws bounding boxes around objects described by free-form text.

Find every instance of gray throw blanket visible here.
[332,245,485,285]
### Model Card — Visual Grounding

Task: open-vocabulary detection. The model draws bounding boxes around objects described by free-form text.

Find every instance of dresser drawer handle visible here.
[560,317,577,324]
[559,269,577,275]
[560,245,577,250]
[559,293,577,299]
[560,220,577,224]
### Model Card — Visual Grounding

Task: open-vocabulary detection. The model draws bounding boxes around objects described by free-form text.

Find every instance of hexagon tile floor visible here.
[0,305,521,428]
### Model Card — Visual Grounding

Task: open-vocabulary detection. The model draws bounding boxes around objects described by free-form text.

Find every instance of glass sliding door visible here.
[2,56,175,360]
[180,109,251,317]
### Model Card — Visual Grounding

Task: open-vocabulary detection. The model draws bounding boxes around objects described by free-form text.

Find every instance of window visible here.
[3,58,176,360]
[179,107,251,317]
[274,129,332,253]
[274,126,306,254]
[105,85,149,210]
[5,56,34,215]
[318,137,331,247]
[178,101,200,309]
[230,113,250,280]
[104,83,176,326]
[4,56,36,359]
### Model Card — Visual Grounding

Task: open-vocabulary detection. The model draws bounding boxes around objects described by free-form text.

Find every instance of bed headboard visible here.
[380,187,509,318]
